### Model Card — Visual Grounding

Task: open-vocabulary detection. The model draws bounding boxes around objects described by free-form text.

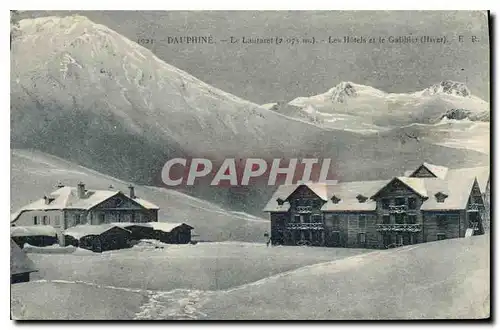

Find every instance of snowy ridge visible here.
[419,80,471,97]
[284,80,489,151]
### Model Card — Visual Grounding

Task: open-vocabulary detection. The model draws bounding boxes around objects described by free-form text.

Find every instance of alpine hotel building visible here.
[264,163,490,249]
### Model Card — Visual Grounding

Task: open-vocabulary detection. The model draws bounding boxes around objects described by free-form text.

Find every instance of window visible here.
[42,215,48,225]
[115,198,124,207]
[303,214,311,223]
[332,215,340,228]
[408,197,417,210]
[356,194,368,203]
[437,234,446,241]
[99,214,105,224]
[33,216,39,225]
[395,214,405,224]
[313,200,322,209]
[312,214,322,223]
[473,196,483,204]
[54,216,60,226]
[357,233,366,245]
[74,214,81,225]
[407,215,417,224]
[382,198,390,209]
[358,215,366,228]
[293,215,300,223]
[437,215,447,228]
[331,195,341,204]
[435,192,448,203]
[395,198,406,206]
[382,215,390,224]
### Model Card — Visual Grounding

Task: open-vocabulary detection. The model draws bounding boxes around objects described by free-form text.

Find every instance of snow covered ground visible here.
[11,236,489,320]
[26,242,368,291]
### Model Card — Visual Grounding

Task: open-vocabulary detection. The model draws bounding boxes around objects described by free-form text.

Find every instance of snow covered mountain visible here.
[10,16,489,215]
[287,81,489,133]
[281,81,490,154]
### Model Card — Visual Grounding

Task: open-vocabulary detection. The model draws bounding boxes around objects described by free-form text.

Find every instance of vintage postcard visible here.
[10,10,490,320]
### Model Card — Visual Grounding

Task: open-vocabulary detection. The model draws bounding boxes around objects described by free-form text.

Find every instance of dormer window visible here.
[435,192,448,203]
[331,195,341,204]
[43,196,55,205]
[276,198,285,206]
[356,194,368,203]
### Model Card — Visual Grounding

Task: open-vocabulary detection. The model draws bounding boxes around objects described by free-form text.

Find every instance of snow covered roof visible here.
[396,177,428,197]
[133,198,160,210]
[263,184,301,212]
[421,162,449,179]
[11,185,159,223]
[321,180,389,212]
[112,222,193,233]
[264,180,387,212]
[11,225,57,237]
[11,239,37,275]
[420,167,489,211]
[64,224,131,240]
[408,162,465,181]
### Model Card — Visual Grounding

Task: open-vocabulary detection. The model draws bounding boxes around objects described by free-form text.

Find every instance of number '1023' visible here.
[138,38,155,44]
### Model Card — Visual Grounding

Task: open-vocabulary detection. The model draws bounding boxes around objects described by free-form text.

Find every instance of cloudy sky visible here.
[21,11,490,104]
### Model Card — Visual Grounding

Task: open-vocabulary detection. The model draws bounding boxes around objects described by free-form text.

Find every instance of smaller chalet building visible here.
[11,182,159,245]
[264,163,490,249]
[64,224,133,252]
[10,225,58,248]
[114,222,194,244]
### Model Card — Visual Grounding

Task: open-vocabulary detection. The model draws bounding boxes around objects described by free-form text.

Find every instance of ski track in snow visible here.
[134,289,211,320]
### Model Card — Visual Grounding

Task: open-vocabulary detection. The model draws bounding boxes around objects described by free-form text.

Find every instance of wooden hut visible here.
[113,222,194,244]
[64,224,132,252]
[10,225,58,248]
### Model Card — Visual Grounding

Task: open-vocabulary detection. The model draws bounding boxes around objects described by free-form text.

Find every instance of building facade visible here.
[264,163,489,249]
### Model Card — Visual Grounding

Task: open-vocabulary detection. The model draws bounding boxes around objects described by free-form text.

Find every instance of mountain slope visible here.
[10,15,332,179]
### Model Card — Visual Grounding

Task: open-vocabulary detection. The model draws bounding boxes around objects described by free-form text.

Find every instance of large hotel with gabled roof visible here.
[264,162,490,249]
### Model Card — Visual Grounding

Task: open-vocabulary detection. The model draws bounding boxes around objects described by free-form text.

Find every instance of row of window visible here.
[33,215,60,226]
[291,214,322,223]
[290,214,459,228]
[382,214,417,224]
[290,199,324,209]
[381,197,418,210]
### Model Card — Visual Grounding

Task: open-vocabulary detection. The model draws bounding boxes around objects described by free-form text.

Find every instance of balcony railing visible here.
[467,203,483,212]
[376,224,422,232]
[388,205,408,213]
[296,206,312,214]
[286,222,324,230]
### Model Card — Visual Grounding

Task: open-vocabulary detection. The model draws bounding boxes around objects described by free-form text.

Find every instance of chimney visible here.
[128,185,136,199]
[43,196,50,205]
[77,182,85,198]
